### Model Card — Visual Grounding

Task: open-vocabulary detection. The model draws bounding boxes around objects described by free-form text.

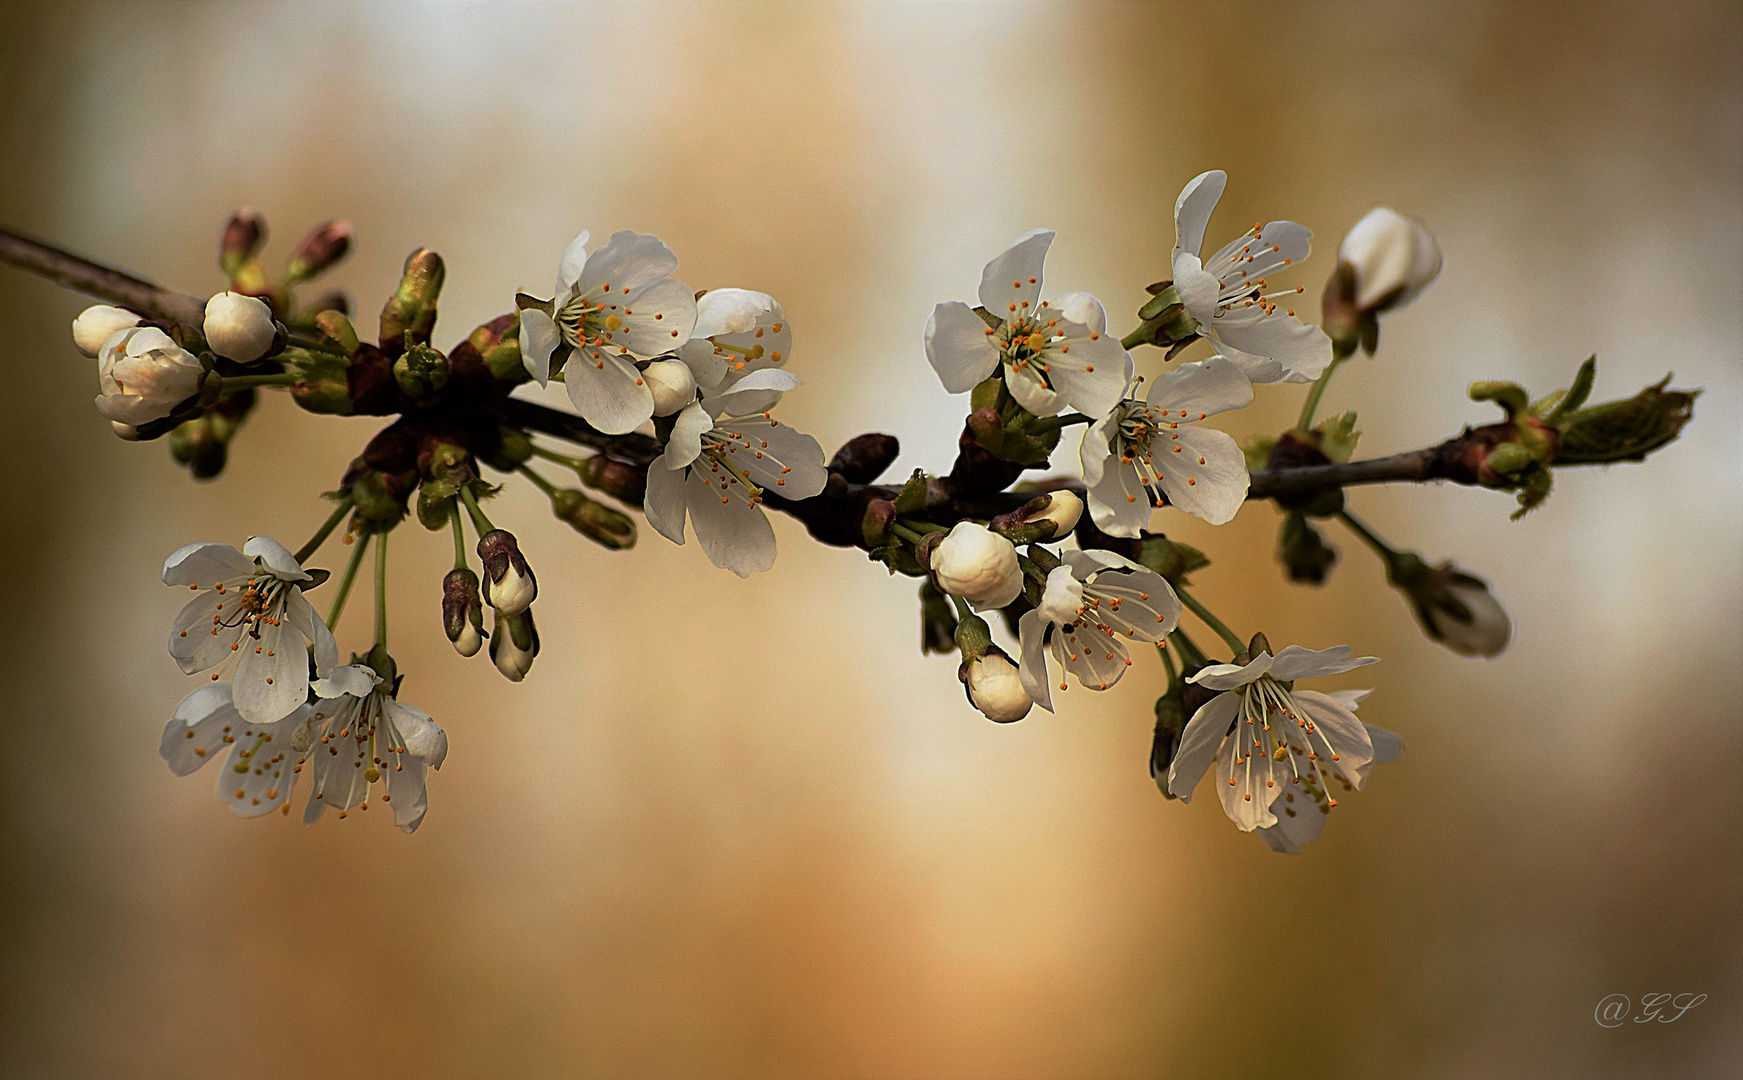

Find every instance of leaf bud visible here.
[442,567,487,657]
[378,248,445,357]
[219,208,267,279]
[958,644,1031,723]
[829,432,901,484]
[314,310,361,354]
[1554,375,1698,465]
[71,304,142,358]
[476,528,537,615]
[550,488,637,549]
[918,579,958,655]
[393,339,449,398]
[285,219,352,283]
[490,609,539,682]
[203,291,280,363]
[860,497,896,549]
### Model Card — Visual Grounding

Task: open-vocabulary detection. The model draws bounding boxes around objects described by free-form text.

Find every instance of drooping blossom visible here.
[1255,688,1403,853]
[1171,171,1333,384]
[1081,356,1253,534]
[302,664,449,832]
[1017,550,1181,709]
[518,230,699,434]
[163,537,337,725]
[160,682,310,818]
[925,229,1132,417]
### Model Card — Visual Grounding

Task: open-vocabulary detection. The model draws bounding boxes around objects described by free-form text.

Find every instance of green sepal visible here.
[892,469,929,515]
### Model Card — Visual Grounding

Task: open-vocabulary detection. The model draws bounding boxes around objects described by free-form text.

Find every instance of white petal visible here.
[284,588,337,676]
[1065,548,1148,575]
[1266,644,1377,682]
[162,542,256,587]
[1155,426,1249,526]
[1145,356,1254,417]
[554,230,592,296]
[692,288,774,339]
[243,536,310,581]
[706,367,801,417]
[385,699,448,767]
[519,308,560,386]
[1258,786,1329,854]
[1054,622,1130,692]
[610,277,698,356]
[1291,689,1374,787]
[168,590,240,673]
[1209,314,1332,383]
[576,230,679,294]
[1078,413,1119,487]
[1005,363,1064,416]
[565,347,655,434]
[642,454,689,545]
[1050,290,1106,336]
[686,469,776,576]
[665,401,713,470]
[1171,254,1222,325]
[924,302,1000,394]
[1039,326,1130,417]
[1016,609,1054,712]
[1328,688,1371,712]
[1358,723,1405,787]
[384,755,431,832]
[676,338,729,389]
[1218,726,1282,832]
[1173,170,1227,263]
[1189,653,1276,690]
[232,616,306,725]
[1168,690,1239,801]
[160,684,240,777]
[1091,570,1181,642]
[312,663,379,699]
[218,707,305,817]
[729,416,827,499]
[977,228,1054,315]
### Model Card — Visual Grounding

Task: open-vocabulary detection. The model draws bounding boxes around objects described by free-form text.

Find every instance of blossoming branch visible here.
[0,171,1697,848]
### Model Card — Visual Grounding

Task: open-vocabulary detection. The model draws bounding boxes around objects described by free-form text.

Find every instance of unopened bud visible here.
[379,248,445,357]
[1389,554,1510,658]
[169,414,228,480]
[861,498,896,548]
[491,428,534,470]
[95,327,206,425]
[959,645,1031,723]
[71,305,142,358]
[286,219,352,283]
[919,580,958,655]
[991,490,1082,543]
[931,522,1023,611]
[204,291,279,363]
[348,468,413,526]
[829,432,901,485]
[476,528,536,615]
[314,310,361,354]
[219,208,267,278]
[1277,513,1337,585]
[1340,209,1442,311]
[580,454,647,506]
[1150,685,1189,798]
[111,421,141,441]
[1554,376,1698,465]
[490,610,539,681]
[643,359,697,416]
[442,568,487,657]
[551,489,637,549]
[393,339,449,398]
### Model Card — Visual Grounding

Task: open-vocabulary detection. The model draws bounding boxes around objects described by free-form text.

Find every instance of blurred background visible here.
[1,2,1738,1077]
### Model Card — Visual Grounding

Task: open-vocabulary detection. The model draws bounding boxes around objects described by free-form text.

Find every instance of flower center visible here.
[1224,678,1345,811]
[995,310,1062,382]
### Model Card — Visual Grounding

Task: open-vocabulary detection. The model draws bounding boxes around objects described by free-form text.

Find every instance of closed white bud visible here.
[644,358,697,416]
[110,421,142,441]
[94,327,205,425]
[1339,207,1443,313]
[1029,489,1082,537]
[1423,577,1511,658]
[963,647,1032,723]
[72,305,142,358]
[491,627,536,681]
[453,621,483,658]
[203,291,277,362]
[932,521,1023,611]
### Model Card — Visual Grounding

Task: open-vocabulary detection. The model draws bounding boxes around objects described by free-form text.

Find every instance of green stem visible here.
[1336,509,1398,560]
[1028,412,1094,435]
[458,484,494,535]
[1175,586,1244,653]
[218,372,300,393]
[949,593,974,622]
[283,333,351,357]
[449,503,468,570]
[896,518,947,534]
[1295,341,1357,431]
[1120,327,1148,351]
[1169,627,1211,668]
[519,464,559,498]
[891,523,926,546]
[293,496,353,564]
[325,529,371,629]
[373,527,389,649]
[530,444,586,472]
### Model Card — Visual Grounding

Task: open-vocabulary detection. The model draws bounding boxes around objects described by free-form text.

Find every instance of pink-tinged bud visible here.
[286,219,353,283]
[219,208,267,277]
[203,291,278,362]
[476,529,536,615]
[71,305,142,358]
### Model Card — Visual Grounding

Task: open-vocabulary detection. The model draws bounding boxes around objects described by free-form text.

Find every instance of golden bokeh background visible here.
[2,2,1738,1076]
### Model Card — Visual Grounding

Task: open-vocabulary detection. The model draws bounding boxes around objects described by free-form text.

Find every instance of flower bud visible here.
[1277,513,1337,585]
[931,521,1023,611]
[551,488,637,550]
[959,646,1032,723]
[442,568,487,657]
[219,208,267,278]
[204,291,278,363]
[393,340,449,398]
[1323,208,1442,355]
[1389,555,1510,658]
[286,219,352,283]
[476,528,537,615]
[379,248,445,357]
[1150,684,1189,798]
[71,305,142,358]
[490,610,539,681]
[580,453,647,506]
[169,414,229,479]
[918,579,958,655]
[991,489,1082,543]
[829,432,901,484]
[111,421,142,441]
[643,359,697,416]
[94,327,206,425]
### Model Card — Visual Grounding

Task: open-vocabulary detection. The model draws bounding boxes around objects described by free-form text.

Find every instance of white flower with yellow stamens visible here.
[1171,171,1333,384]
[925,229,1132,417]
[676,288,795,415]
[1081,357,1253,534]
[163,537,337,725]
[1017,551,1182,710]
[1166,644,1397,842]
[1255,689,1403,853]
[302,664,449,833]
[160,682,310,818]
[643,379,828,577]
[518,230,700,435]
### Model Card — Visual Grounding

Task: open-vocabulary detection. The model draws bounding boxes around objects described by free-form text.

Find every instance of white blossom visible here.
[519,230,699,435]
[1017,550,1182,709]
[926,230,1132,417]
[203,291,277,363]
[95,326,206,425]
[1254,688,1403,853]
[643,388,828,577]
[303,664,450,832]
[160,682,310,818]
[1340,207,1442,313]
[1166,644,1397,845]
[962,648,1032,723]
[71,304,141,357]
[930,522,1023,612]
[1171,171,1333,384]
[163,537,337,725]
[676,289,795,415]
[1081,357,1253,534]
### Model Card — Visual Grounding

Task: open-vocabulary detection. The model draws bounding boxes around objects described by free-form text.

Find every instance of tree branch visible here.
[0,227,206,325]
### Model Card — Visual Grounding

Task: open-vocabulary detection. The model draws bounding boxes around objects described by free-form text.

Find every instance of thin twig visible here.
[0,227,206,324]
